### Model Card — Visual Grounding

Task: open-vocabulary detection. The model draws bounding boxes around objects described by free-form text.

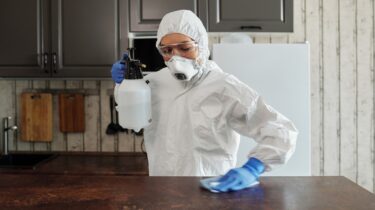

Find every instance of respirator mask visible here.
[165,55,200,81]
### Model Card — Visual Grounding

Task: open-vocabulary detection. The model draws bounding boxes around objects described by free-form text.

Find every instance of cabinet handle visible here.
[240,26,262,30]
[52,53,58,73]
[42,53,49,73]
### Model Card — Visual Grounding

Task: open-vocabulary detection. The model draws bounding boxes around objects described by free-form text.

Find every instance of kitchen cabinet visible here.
[129,0,207,32]
[129,0,293,33]
[0,0,128,78]
[208,0,293,32]
[0,0,48,77]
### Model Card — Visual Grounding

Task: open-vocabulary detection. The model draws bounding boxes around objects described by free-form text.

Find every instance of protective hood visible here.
[156,10,210,62]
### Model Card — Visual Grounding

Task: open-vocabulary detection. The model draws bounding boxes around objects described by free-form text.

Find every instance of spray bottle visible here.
[116,49,151,132]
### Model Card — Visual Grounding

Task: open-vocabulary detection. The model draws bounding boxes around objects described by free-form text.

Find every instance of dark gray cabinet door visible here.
[51,0,128,77]
[208,0,293,32]
[0,0,50,77]
[130,0,207,32]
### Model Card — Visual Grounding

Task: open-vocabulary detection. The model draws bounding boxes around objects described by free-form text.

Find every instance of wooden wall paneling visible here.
[287,0,308,176]
[15,81,32,151]
[356,0,374,192]
[270,35,288,44]
[208,35,219,57]
[83,81,100,152]
[118,131,134,152]
[65,81,84,152]
[50,81,66,151]
[253,36,271,43]
[208,35,219,44]
[373,0,375,193]
[31,80,49,151]
[322,0,340,175]
[100,81,115,152]
[306,0,323,176]
[9,81,16,151]
[134,134,144,152]
[0,80,16,152]
[288,0,306,43]
[339,0,357,183]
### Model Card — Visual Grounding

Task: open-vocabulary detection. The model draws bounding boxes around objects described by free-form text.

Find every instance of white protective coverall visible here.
[115,10,298,176]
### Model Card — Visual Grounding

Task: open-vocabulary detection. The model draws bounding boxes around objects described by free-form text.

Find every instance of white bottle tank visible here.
[117,79,151,132]
[116,51,151,132]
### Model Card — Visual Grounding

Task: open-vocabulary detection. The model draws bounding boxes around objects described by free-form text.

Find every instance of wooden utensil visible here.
[58,93,85,132]
[21,93,53,141]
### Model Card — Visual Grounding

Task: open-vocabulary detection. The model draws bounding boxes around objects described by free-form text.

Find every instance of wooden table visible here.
[0,175,374,209]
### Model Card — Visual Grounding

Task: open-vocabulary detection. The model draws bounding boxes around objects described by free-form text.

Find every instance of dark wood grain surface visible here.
[58,93,85,133]
[0,175,373,210]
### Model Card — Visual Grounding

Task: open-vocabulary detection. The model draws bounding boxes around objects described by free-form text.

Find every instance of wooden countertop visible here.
[0,175,374,209]
[0,152,148,175]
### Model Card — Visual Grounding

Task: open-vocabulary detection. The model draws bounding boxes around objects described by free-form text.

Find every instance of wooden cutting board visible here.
[21,93,53,141]
[58,93,85,132]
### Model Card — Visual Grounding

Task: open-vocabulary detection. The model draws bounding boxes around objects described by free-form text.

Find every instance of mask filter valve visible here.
[174,73,187,80]
[165,55,199,81]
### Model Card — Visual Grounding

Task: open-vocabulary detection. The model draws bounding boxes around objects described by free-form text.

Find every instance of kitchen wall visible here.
[229,0,373,193]
[0,0,374,193]
[0,80,144,153]
[264,0,374,193]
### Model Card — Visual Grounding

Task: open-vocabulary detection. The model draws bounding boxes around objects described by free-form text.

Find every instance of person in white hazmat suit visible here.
[112,10,298,193]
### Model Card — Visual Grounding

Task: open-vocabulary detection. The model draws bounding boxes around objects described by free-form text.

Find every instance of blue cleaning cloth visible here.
[200,176,259,193]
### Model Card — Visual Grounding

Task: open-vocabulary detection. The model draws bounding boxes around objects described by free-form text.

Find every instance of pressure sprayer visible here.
[116,48,151,132]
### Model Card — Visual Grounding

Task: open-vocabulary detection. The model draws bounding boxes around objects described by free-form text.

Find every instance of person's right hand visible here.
[111,54,128,84]
[211,157,264,192]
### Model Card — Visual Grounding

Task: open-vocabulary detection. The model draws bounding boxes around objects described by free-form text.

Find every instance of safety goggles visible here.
[157,41,198,57]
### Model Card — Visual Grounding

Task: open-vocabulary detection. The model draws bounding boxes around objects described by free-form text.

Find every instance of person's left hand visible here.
[111,53,128,84]
[212,157,265,192]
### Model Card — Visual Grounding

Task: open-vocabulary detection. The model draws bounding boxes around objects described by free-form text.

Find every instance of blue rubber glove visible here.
[111,54,128,84]
[212,157,265,192]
